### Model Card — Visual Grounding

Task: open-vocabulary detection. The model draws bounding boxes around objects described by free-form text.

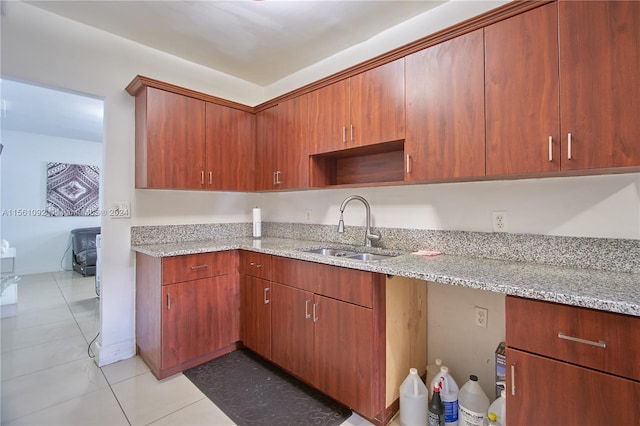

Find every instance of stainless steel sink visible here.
[300,248,359,257]
[344,253,396,261]
[299,247,398,261]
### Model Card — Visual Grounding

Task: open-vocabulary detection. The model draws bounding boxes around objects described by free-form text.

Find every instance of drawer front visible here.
[240,251,272,280]
[162,251,235,285]
[506,296,640,381]
[272,256,375,308]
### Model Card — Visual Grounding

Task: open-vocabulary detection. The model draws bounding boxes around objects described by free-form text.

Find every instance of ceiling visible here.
[26,0,446,86]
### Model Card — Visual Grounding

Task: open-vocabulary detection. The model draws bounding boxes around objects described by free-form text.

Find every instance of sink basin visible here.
[300,247,359,257]
[345,253,397,261]
[299,247,399,261]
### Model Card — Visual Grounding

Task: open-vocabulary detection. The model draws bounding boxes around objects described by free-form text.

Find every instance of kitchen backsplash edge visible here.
[130,222,640,274]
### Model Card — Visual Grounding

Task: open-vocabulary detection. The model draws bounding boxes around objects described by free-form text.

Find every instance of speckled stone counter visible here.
[131,236,640,318]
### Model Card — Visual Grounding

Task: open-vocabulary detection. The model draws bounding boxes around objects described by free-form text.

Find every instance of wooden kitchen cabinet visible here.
[271,282,315,380]
[266,256,425,425]
[558,0,640,171]
[205,102,255,191]
[309,58,405,154]
[136,250,240,379]
[405,29,485,181]
[486,1,640,177]
[127,77,255,191]
[506,296,640,425]
[485,2,560,176]
[239,252,273,359]
[133,86,206,189]
[255,96,309,190]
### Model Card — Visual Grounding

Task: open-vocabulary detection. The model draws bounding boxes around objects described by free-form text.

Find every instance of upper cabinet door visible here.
[350,58,405,148]
[255,105,279,191]
[205,103,255,191]
[275,95,309,190]
[559,1,640,171]
[485,2,560,176]
[137,87,206,189]
[405,29,485,181]
[308,79,350,154]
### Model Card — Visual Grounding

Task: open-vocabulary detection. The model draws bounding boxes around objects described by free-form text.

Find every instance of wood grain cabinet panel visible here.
[136,251,240,379]
[255,96,309,190]
[134,87,206,189]
[507,348,640,426]
[240,275,272,360]
[558,0,640,171]
[205,102,255,191]
[506,296,640,425]
[485,2,560,176]
[309,59,405,155]
[405,29,485,181]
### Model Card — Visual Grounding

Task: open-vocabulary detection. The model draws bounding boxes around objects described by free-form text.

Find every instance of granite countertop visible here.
[132,237,640,317]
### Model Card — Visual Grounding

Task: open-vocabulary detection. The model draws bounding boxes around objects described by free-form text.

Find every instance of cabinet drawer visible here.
[272,257,377,308]
[162,251,234,285]
[506,296,640,381]
[240,251,272,280]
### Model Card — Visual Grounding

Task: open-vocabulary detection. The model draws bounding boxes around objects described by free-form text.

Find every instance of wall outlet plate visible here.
[475,306,488,328]
[110,201,130,218]
[492,211,508,233]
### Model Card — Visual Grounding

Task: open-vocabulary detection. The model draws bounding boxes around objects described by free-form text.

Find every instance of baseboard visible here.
[95,338,136,367]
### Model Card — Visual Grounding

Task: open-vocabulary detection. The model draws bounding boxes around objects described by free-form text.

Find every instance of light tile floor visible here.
[1,272,394,425]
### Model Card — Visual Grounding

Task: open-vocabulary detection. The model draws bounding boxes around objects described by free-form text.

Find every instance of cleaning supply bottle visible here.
[430,366,459,426]
[428,383,445,426]
[400,368,428,426]
[426,358,443,396]
[487,389,506,426]
[458,375,490,426]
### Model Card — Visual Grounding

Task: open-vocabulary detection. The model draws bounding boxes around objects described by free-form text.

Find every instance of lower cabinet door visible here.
[161,275,238,370]
[313,294,375,418]
[271,282,314,381]
[240,275,272,359]
[507,348,640,425]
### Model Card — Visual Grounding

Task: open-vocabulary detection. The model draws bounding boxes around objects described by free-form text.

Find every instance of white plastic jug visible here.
[426,358,443,397]
[400,368,428,426]
[458,375,490,426]
[487,389,506,426]
[430,366,459,426]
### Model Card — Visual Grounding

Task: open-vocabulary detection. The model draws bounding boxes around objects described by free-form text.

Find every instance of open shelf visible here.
[310,140,405,188]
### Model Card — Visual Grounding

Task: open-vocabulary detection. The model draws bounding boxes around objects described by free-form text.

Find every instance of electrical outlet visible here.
[492,211,508,233]
[305,210,312,223]
[475,306,488,328]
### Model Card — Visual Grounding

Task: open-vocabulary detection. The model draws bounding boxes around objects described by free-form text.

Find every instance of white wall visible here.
[0,130,102,275]
[261,173,640,239]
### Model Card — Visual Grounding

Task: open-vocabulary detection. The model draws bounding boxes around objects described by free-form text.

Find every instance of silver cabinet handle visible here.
[567,133,572,159]
[342,126,346,144]
[201,171,205,185]
[273,171,277,185]
[209,171,213,185]
[313,302,319,322]
[350,124,354,142]
[511,363,516,396]
[406,154,412,174]
[190,264,209,270]
[263,287,270,304]
[548,136,553,162]
[167,292,171,310]
[274,171,281,185]
[305,299,311,319]
[558,332,606,348]
[249,262,262,268]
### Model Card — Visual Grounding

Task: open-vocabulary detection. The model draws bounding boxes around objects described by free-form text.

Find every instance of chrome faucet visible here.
[337,195,381,247]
